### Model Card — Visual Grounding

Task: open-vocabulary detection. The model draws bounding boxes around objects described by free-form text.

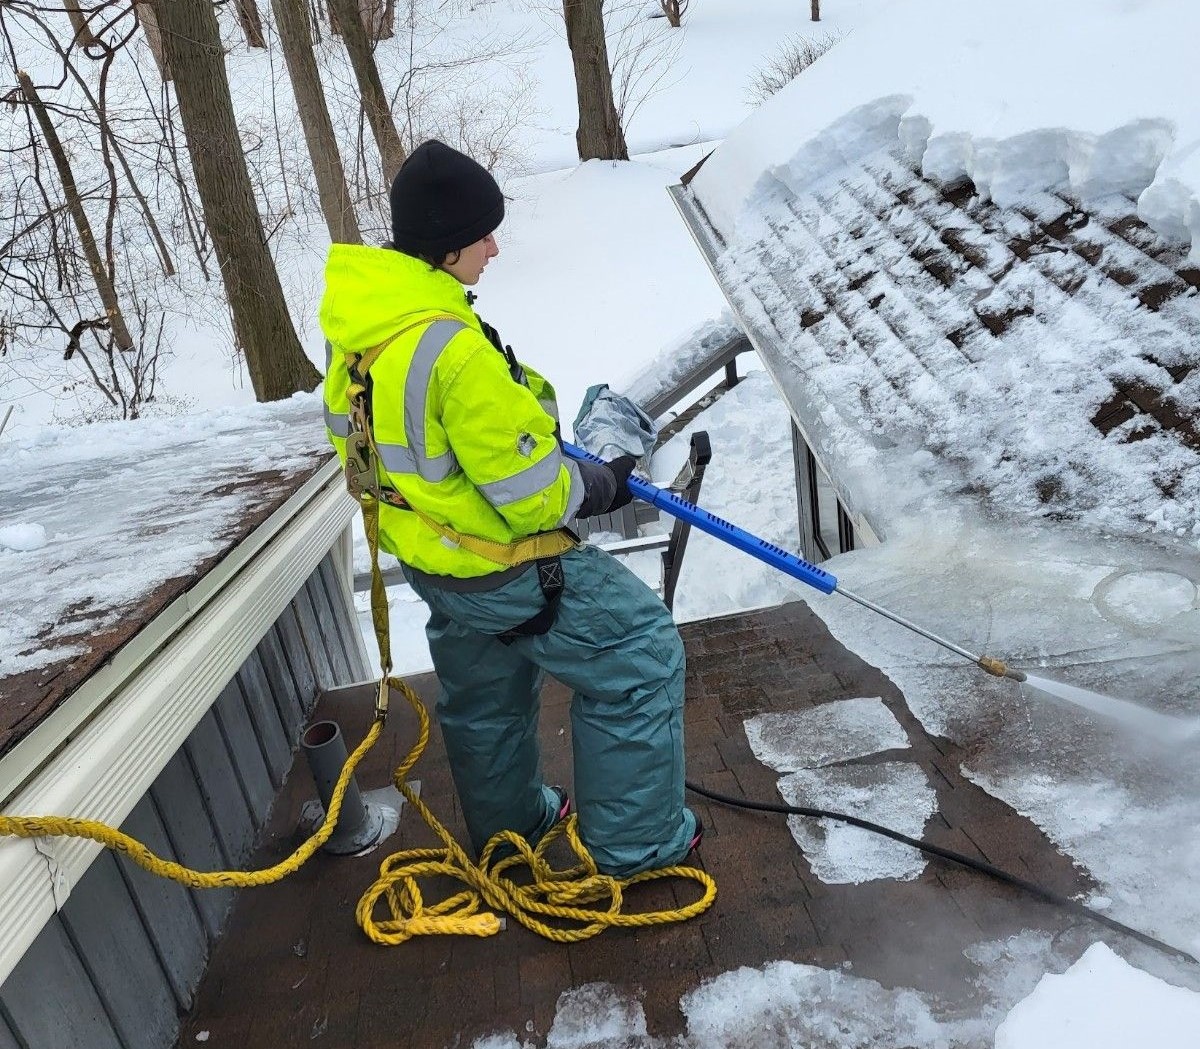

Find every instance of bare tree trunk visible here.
[327,0,407,181]
[233,0,267,48]
[378,0,396,41]
[811,0,821,22]
[133,1,170,81]
[153,0,321,401]
[271,0,362,243]
[65,2,98,46]
[18,72,134,352]
[356,0,393,41]
[563,0,628,161]
[660,0,687,28]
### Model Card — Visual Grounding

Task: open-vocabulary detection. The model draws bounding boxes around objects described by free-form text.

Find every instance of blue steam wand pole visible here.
[562,442,1025,682]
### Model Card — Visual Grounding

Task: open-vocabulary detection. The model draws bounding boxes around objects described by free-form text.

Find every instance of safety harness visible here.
[342,314,577,645]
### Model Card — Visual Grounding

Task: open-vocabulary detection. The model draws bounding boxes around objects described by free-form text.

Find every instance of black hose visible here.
[685,779,1198,967]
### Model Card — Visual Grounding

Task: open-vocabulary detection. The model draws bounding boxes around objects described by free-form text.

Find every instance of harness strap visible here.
[378,489,577,568]
[495,556,565,645]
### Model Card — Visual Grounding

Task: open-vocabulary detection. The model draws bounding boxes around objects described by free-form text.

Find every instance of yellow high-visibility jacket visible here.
[320,245,584,579]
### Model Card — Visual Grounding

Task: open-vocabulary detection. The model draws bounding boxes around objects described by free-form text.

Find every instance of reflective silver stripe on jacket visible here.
[556,459,587,526]
[324,403,351,438]
[477,444,565,509]
[373,318,466,483]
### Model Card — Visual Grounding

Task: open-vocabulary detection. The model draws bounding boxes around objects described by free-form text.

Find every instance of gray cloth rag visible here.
[572,384,659,463]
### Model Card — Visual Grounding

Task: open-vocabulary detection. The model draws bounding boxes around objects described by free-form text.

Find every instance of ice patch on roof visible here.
[804,515,1200,957]
[779,761,936,883]
[474,932,1136,1048]
[682,960,957,1048]
[546,983,648,1048]
[745,697,909,771]
[0,524,46,553]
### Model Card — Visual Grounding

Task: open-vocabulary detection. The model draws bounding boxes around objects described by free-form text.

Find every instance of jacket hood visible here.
[318,244,478,352]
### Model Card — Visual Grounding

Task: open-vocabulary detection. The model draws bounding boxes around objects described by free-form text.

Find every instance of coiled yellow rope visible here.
[0,675,716,942]
[356,678,716,944]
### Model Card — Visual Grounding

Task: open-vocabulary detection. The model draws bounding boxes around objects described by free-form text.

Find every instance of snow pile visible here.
[0,524,46,553]
[0,395,330,677]
[995,942,1200,1048]
[692,0,1200,261]
[619,311,744,417]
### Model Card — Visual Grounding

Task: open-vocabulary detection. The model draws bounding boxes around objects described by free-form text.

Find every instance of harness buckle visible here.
[344,431,378,502]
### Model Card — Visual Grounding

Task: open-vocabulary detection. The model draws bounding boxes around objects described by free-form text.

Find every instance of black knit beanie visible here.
[389,140,505,258]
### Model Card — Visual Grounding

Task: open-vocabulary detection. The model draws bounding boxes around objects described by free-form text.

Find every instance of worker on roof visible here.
[319,140,701,877]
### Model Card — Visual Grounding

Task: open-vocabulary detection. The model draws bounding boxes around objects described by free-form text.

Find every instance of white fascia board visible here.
[0,461,360,988]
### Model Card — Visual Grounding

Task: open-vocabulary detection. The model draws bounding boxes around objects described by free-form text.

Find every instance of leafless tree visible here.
[747,31,842,103]
[327,0,407,180]
[0,2,185,420]
[65,1,99,46]
[356,0,396,40]
[811,0,820,22]
[271,0,362,242]
[233,0,268,48]
[152,0,321,400]
[14,70,134,349]
[133,1,170,80]
[607,0,683,134]
[562,0,627,161]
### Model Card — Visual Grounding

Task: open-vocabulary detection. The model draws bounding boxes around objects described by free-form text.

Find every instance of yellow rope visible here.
[0,715,381,888]
[0,677,716,942]
[356,678,716,944]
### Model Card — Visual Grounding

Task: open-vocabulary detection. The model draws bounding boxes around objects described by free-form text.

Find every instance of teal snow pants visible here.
[403,543,697,878]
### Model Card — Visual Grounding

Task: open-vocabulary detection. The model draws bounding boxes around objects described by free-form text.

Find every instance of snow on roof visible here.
[682,0,1200,543]
[713,148,1200,540]
[0,394,332,756]
[691,0,1200,261]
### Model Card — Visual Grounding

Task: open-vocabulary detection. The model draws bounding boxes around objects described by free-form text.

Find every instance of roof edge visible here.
[0,462,356,988]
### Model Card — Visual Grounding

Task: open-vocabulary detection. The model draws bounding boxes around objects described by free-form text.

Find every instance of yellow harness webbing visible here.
[345,318,577,570]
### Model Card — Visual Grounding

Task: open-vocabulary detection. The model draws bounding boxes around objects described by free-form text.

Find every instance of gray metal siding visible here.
[0,551,368,1049]
[1,918,124,1049]
[59,851,178,1049]
[0,1008,20,1049]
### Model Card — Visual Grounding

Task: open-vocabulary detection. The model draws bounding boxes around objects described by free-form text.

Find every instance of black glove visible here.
[603,455,637,513]
[575,455,637,518]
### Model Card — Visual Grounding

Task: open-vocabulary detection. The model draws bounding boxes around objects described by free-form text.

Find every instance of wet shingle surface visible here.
[179,600,1096,1048]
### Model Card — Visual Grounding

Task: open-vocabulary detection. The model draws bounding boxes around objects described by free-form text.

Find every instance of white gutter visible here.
[0,458,358,988]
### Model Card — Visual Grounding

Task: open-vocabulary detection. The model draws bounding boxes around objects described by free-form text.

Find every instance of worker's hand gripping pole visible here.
[562,441,837,595]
